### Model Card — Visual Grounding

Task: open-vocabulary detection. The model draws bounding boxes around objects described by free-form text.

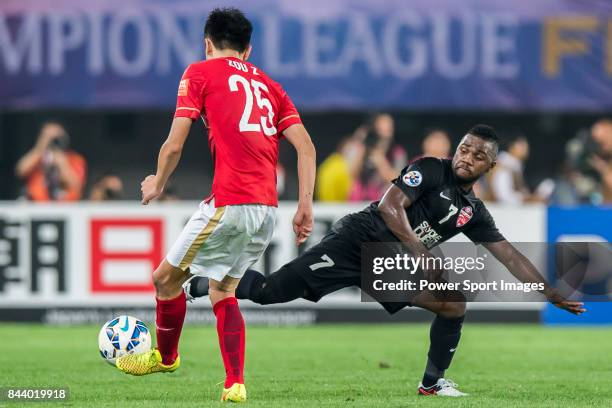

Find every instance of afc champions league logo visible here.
[402,171,422,187]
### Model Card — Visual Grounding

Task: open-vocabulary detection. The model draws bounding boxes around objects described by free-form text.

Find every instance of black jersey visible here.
[265,158,504,314]
[351,157,504,248]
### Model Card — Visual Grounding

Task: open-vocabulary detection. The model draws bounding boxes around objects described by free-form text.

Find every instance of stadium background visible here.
[1,2,612,406]
[1,1,611,325]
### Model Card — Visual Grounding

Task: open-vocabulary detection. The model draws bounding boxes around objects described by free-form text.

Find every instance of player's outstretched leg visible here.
[185,271,259,301]
[186,267,311,305]
[412,291,467,397]
[209,277,247,403]
[116,260,187,375]
[184,274,210,300]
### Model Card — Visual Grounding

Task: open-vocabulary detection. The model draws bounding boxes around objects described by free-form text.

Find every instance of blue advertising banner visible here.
[544,206,612,325]
[1,0,611,109]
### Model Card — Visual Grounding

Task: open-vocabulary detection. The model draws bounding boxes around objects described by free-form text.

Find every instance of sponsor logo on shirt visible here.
[413,220,442,248]
[178,79,189,96]
[402,171,422,187]
[456,206,473,227]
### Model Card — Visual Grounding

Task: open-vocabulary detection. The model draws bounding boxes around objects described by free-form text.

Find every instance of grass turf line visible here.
[0,324,610,407]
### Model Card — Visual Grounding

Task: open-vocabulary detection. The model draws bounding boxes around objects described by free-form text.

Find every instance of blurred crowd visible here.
[315,114,612,205]
[14,121,180,203]
[13,116,612,205]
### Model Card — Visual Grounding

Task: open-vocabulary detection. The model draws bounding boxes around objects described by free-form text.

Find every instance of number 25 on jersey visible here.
[228,74,277,136]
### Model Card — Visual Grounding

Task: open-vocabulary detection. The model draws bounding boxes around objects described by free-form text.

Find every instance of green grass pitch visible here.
[1,323,610,407]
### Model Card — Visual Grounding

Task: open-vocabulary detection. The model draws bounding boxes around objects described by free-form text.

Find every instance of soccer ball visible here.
[98,315,152,365]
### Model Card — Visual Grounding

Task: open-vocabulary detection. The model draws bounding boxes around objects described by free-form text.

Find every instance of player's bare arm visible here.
[378,185,425,252]
[141,117,192,205]
[378,185,443,280]
[483,240,586,315]
[284,123,316,245]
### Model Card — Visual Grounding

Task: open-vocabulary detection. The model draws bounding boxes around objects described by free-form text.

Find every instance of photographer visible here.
[552,118,612,205]
[15,121,87,201]
[589,119,612,203]
[89,174,124,201]
[350,113,407,201]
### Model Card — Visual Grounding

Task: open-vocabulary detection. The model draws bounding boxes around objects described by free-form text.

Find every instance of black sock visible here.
[422,373,440,389]
[235,269,265,300]
[245,265,311,305]
[188,276,210,298]
[421,314,465,388]
[187,271,263,300]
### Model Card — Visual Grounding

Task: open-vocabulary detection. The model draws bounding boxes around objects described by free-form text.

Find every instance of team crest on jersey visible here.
[402,171,422,187]
[456,206,473,227]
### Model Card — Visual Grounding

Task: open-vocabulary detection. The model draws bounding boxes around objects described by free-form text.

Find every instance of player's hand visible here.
[141,175,163,205]
[292,205,313,246]
[546,289,586,315]
[422,255,446,282]
[552,299,586,315]
[406,245,444,282]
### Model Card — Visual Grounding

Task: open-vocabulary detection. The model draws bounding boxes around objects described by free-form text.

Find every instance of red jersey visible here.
[174,57,301,207]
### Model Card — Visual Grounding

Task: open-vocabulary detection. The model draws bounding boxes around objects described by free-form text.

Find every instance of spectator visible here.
[89,174,124,201]
[15,121,87,201]
[588,119,612,203]
[410,128,452,163]
[350,113,407,201]
[549,160,585,205]
[551,119,612,205]
[488,134,543,204]
[157,184,181,202]
[316,136,361,202]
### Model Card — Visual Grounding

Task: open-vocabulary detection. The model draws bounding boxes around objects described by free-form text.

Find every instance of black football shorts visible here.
[285,213,413,315]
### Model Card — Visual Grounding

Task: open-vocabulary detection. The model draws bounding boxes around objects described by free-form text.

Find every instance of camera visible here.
[49,133,69,150]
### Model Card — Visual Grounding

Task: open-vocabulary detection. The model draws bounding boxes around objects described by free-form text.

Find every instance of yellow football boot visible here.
[116,349,180,376]
[221,383,247,403]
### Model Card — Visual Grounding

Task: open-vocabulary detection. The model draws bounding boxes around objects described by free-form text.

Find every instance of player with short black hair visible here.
[204,8,253,53]
[187,125,584,397]
[465,124,499,157]
[115,7,316,403]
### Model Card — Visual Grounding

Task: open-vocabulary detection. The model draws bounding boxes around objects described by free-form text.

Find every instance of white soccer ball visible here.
[98,315,152,365]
